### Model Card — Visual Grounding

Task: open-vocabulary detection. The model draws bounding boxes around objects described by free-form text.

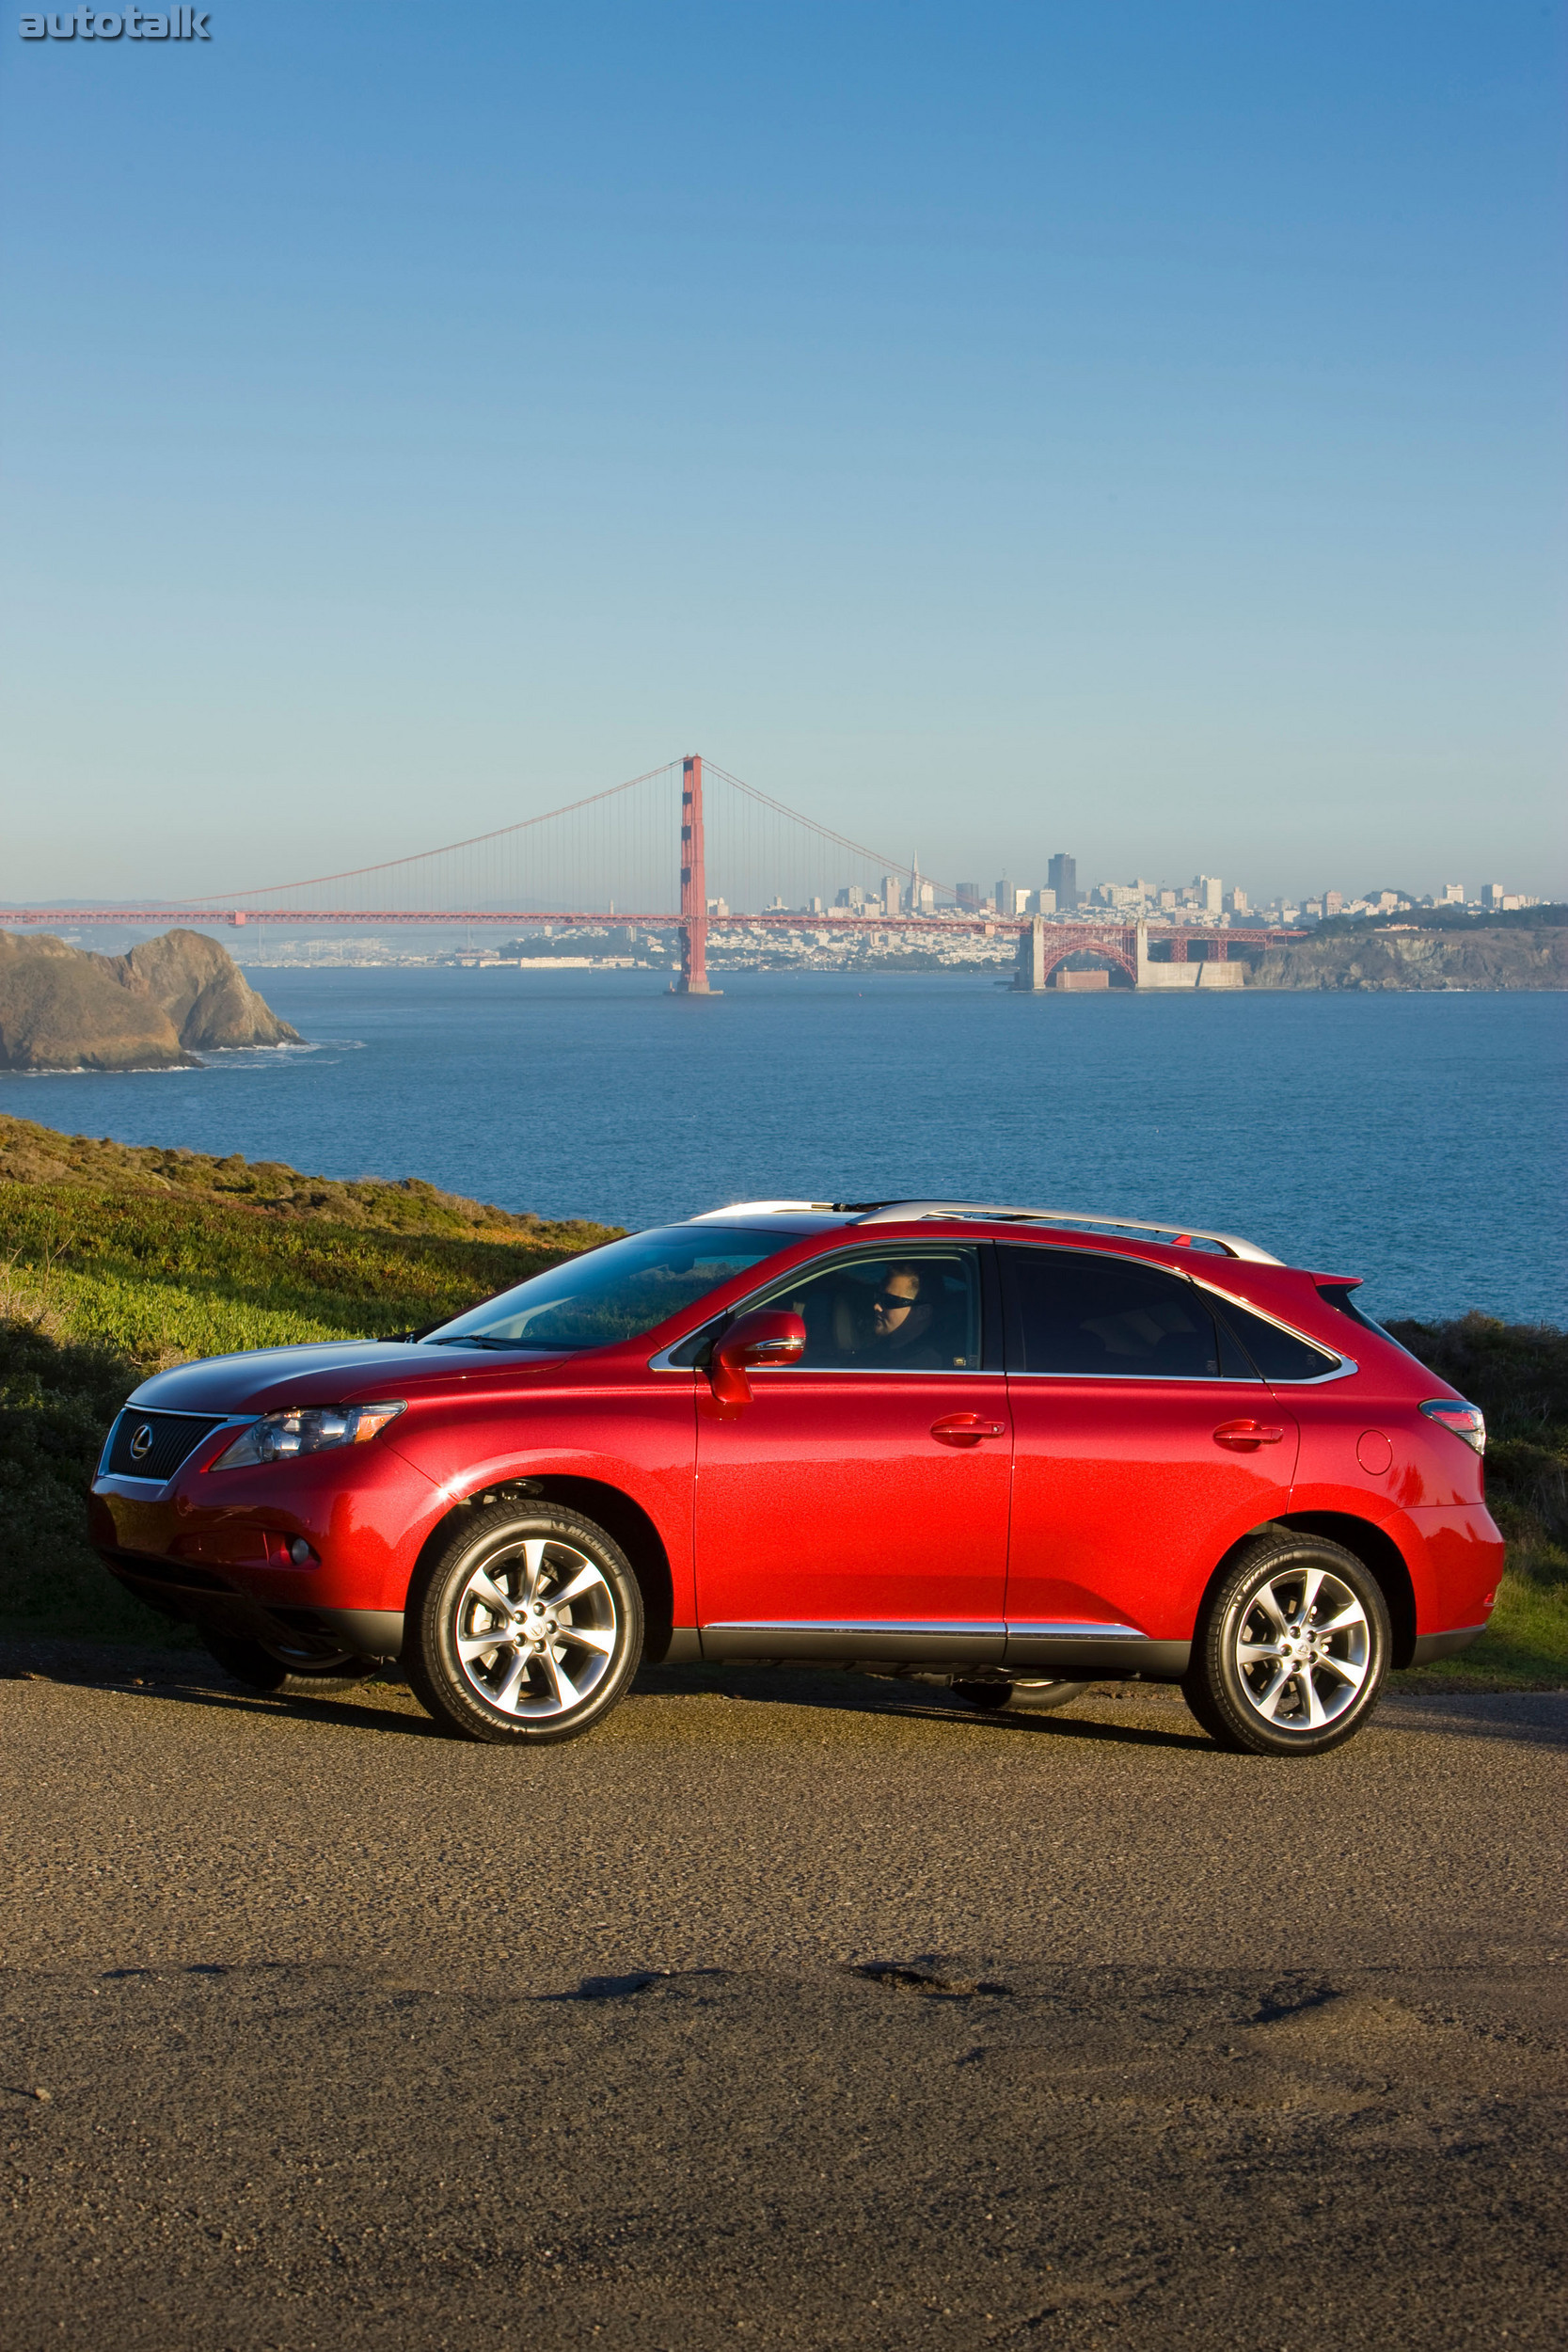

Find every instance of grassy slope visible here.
[0,1113,618,1640]
[1383,1314,1567,1690]
[0,1112,1560,1685]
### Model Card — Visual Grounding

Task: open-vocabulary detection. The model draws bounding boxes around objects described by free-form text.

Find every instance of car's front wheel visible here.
[1183,1534,1390,1756]
[405,1502,643,1745]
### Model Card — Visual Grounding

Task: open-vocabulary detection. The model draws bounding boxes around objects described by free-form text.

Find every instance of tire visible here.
[203,1633,289,1691]
[951,1677,1092,1714]
[404,1502,643,1745]
[1183,1534,1390,1756]
[201,1632,381,1691]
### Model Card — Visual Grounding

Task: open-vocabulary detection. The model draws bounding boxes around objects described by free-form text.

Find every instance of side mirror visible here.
[708,1309,807,1405]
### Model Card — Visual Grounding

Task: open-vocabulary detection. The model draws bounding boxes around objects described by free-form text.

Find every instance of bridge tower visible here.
[674,753,715,994]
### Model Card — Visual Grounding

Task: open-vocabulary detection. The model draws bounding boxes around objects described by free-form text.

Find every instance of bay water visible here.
[3,969,1562,1327]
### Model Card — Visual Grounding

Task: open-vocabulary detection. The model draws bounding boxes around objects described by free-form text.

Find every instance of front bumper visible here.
[97,1545,406,1662]
[90,1427,442,1661]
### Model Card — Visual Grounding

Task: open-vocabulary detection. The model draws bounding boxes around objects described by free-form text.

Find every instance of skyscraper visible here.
[1048,853,1077,909]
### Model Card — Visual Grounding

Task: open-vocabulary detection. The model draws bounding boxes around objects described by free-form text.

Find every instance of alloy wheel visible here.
[1231,1564,1370,1734]
[451,1535,620,1720]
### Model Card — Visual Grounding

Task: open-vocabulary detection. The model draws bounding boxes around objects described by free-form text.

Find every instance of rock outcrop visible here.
[0,929,300,1073]
[1249,926,1568,992]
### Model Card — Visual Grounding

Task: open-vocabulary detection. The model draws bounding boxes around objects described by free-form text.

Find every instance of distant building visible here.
[1324,891,1344,916]
[1047,853,1077,909]
[1224,887,1248,916]
[1197,875,1223,916]
[881,875,902,916]
[994,878,1014,917]
[917,880,935,913]
[1481,883,1507,910]
[1443,883,1465,905]
[1034,888,1056,915]
[955,882,981,910]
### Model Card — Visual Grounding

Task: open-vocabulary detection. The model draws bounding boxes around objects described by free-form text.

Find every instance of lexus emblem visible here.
[128,1423,155,1462]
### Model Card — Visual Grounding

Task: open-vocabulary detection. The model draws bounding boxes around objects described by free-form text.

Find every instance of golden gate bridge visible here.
[3,755,1302,992]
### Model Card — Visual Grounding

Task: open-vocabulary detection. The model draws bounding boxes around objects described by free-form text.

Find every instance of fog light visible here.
[288,1537,319,1566]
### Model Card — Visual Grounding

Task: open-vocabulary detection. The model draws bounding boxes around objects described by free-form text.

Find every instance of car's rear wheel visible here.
[1184,1534,1389,1756]
[201,1633,380,1691]
[405,1502,643,1745]
[951,1677,1092,1713]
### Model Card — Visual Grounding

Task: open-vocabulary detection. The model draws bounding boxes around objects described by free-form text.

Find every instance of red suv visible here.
[90,1200,1500,1756]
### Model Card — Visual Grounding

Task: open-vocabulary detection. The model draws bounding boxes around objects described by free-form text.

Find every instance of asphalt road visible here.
[2,1647,1564,2351]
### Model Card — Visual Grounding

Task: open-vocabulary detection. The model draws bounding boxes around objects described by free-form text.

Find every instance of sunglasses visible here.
[871,1288,917,1311]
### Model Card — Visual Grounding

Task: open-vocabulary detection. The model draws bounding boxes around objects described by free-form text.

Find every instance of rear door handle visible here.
[1213,1420,1286,1451]
[930,1413,1006,1446]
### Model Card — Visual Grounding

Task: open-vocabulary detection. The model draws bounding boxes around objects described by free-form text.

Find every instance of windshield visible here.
[421,1225,789,1352]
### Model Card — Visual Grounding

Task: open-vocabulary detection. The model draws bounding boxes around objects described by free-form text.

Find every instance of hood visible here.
[129,1340,574,1415]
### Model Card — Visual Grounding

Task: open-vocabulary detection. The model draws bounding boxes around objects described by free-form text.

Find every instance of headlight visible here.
[211,1401,405,1470]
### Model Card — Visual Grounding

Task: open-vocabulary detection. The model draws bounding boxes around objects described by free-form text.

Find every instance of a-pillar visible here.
[674,753,716,995]
[1014,917,1048,992]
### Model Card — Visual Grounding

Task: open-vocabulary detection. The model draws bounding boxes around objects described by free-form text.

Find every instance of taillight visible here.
[1419,1400,1486,1454]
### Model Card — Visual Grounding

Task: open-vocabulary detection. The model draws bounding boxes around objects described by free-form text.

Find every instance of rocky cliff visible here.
[0,929,300,1072]
[1249,926,1567,992]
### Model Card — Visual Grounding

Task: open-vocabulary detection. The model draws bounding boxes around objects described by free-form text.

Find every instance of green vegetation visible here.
[0,1113,618,1642]
[1314,902,1568,942]
[0,1110,1561,1690]
[1385,1313,1568,1690]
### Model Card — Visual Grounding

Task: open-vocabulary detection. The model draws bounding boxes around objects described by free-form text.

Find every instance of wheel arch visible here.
[408,1476,677,1662]
[1204,1513,1418,1669]
[1276,1511,1417,1668]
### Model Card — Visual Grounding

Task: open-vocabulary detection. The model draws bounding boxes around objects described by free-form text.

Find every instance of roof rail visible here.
[850,1200,1282,1263]
[689,1200,860,1221]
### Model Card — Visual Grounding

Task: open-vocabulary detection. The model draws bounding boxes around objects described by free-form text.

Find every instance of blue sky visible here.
[1,0,1562,905]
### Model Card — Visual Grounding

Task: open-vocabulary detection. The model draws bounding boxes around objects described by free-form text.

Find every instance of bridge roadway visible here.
[0,908,1299,945]
[1,1646,1562,2351]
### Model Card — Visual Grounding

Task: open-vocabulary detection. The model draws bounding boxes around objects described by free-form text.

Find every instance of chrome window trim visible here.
[753,1363,997,1378]
[648,1241,990,1375]
[1005,1370,1265,1386]
[1186,1273,1357,1384]
[994,1238,1356,1387]
[1003,1356,1356,1389]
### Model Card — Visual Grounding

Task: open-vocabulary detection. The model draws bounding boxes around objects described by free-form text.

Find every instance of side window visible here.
[1002,1247,1256,1380]
[1211,1296,1341,1382]
[759,1250,982,1371]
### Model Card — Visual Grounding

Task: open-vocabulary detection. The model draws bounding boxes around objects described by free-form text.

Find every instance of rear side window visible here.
[1001,1248,1256,1380]
[1211,1295,1342,1382]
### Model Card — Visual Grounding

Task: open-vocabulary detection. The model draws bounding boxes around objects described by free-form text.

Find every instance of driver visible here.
[853,1263,942,1367]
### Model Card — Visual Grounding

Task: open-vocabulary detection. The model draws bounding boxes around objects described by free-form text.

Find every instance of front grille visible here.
[103,1410,227,1483]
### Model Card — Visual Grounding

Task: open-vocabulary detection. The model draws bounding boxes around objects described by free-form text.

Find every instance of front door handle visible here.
[930,1413,1006,1446]
[1213,1420,1286,1451]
